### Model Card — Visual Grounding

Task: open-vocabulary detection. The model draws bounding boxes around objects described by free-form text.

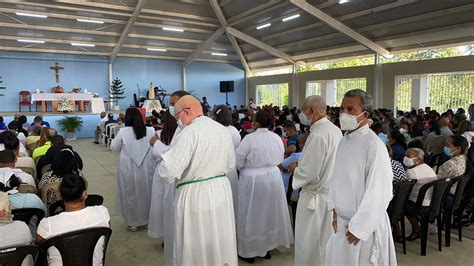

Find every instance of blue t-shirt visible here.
[287,134,300,152]
[282,152,302,169]
[0,122,7,130]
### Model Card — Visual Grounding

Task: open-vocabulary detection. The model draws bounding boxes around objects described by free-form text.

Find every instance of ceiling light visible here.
[16,12,47,18]
[147,48,167,52]
[18,39,45,44]
[76,19,104,24]
[282,14,300,22]
[162,27,184,32]
[256,23,271,30]
[339,0,349,4]
[71,43,95,47]
[211,52,227,57]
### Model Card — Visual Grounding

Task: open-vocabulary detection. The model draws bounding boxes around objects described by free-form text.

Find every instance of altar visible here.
[31,93,105,114]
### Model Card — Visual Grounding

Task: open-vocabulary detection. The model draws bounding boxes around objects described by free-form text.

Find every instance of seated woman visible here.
[403,148,437,241]
[38,149,82,209]
[388,130,407,162]
[0,192,33,250]
[386,144,407,184]
[438,135,468,207]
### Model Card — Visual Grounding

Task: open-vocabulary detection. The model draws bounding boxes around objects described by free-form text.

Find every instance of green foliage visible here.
[57,116,83,133]
[110,77,125,103]
[256,83,289,107]
[381,47,466,63]
[335,79,367,106]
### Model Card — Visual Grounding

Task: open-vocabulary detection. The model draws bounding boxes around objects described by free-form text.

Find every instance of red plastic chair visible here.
[19,91,32,112]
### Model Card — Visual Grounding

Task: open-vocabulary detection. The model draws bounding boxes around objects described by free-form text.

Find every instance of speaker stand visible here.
[225,91,229,106]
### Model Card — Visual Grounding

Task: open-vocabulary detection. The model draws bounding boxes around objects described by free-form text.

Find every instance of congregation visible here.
[1,89,473,266]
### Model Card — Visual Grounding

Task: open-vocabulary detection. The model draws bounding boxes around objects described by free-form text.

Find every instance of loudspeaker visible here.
[220,81,234,93]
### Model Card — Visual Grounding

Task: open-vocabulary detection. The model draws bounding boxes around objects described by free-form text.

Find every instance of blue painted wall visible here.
[0,52,245,112]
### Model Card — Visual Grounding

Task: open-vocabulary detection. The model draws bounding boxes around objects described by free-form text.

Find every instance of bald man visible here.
[438,116,453,137]
[288,96,342,266]
[149,90,189,266]
[158,95,237,266]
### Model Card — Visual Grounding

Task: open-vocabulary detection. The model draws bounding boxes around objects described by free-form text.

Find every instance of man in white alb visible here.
[288,96,342,266]
[159,95,237,266]
[326,89,396,266]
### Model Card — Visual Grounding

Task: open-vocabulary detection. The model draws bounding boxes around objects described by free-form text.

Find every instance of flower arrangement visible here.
[57,97,74,113]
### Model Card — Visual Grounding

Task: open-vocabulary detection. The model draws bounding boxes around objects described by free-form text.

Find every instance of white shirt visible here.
[0,143,28,157]
[0,221,33,248]
[98,117,108,132]
[226,125,241,150]
[235,128,283,170]
[406,163,437,206]
[293,117,342,192]
[37,206,110,266]
[0,167,35,187]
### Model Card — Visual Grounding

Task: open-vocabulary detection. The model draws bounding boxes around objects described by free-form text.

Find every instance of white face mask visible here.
[177,119,185,129]
[169,106,176,117]
[399,128,407,134]
[300,112,312,126]
[340,112,364,131]
[403,156,415,167]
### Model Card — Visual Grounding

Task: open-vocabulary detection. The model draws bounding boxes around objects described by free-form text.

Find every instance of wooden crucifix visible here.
[50,62,64,83]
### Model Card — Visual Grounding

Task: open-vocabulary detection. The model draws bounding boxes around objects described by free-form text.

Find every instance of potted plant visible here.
[57,116,83,141]
[110,77,125,111]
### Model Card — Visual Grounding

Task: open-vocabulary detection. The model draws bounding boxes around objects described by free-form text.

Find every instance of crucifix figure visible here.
[50,62,64,83]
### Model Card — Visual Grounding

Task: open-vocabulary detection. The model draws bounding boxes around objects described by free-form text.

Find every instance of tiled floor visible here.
[71,138,474,265]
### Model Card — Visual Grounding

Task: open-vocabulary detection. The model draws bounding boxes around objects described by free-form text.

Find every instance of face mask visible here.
[399,128,407,134]
[177,119,185,129]
[282,132,288,138]
[340,112,364,131]
[403,157,415,167]
[443,146,453,158]
[169,106,176,117]
[300,115,311,126]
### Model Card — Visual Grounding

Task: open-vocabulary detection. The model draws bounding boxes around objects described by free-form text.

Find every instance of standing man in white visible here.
[326,89,396,265]
[159,95,237,266]
[288,96,342,266]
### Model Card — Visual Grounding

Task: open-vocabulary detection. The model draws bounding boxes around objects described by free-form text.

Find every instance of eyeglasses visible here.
[175,107,190,118]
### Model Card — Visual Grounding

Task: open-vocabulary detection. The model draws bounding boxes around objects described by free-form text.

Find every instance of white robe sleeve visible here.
[348,142,393,241]
[235,137,250,170]
[292,134,326,190]
[110,131,123,152]
[152,140,170,159]
[159,131,195,183]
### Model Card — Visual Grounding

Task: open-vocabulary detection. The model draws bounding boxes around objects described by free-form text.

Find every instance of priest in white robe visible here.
[148,90,189,266]
[159,95,237,266]
[288,96,342,266]
[111,108,156,232]
[235,109,294,263]
[326,89,396,266]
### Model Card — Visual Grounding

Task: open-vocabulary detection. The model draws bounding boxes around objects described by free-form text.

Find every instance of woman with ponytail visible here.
[234,110,294,263]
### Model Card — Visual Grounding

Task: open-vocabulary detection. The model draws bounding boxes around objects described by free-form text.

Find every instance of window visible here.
[253,66,292,77]
[335,78,367,106]
[380,45,473,64]
[395,76,413,112]
[306,81,322,97]
[428,72,474,113]
[256,83,289,107]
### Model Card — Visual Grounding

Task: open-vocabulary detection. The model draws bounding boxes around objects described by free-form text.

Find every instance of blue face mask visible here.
[444,146,453,158]
[169,106,176,117]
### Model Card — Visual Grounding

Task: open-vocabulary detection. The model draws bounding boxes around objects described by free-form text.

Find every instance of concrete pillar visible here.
[411,74,429,109]
[321,80,336,107]
[373,53,383,108]
[291,63,298,107]
[182,66,187,91]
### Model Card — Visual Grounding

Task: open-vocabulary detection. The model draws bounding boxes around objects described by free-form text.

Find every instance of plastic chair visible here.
[387,179,417,254]
[38,227,112,266]
[0,245,38,266]
[19,91,32,112]
[443,175,470,247]
[286,174,298,232]
[86,194,104,206]
[49,194,104,216]
[414,177,452,256]
[12,208,45,228]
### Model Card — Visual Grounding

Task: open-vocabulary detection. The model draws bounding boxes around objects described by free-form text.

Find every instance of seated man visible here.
[32,128,56,160]
[0,150,35,187]
[0,116,7,131]
[31,115,50,128]
[0,130,28,157]
[282,121,300,156]
[0,192,33,248]
[93,112,107,144]
[36,174,110,266]
[104,113,117,127]
[1,130,37,178]
[26,126,42,146]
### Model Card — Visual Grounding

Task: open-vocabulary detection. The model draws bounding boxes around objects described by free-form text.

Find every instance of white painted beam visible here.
[290,0,390,56]
[209,0,251,74]
[110,0,146,63]
[226,27,295,64]
[183,27,225,67]
[228,1,285,26]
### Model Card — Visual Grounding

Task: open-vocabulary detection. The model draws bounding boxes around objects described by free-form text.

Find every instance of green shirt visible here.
[32,141,52,160]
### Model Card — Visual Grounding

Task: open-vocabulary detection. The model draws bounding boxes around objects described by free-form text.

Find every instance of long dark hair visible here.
[160,111,178,146]
[213,105,232,127]
[255,110,272,128]
[125,108,146,140]
[51,149,80,177]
